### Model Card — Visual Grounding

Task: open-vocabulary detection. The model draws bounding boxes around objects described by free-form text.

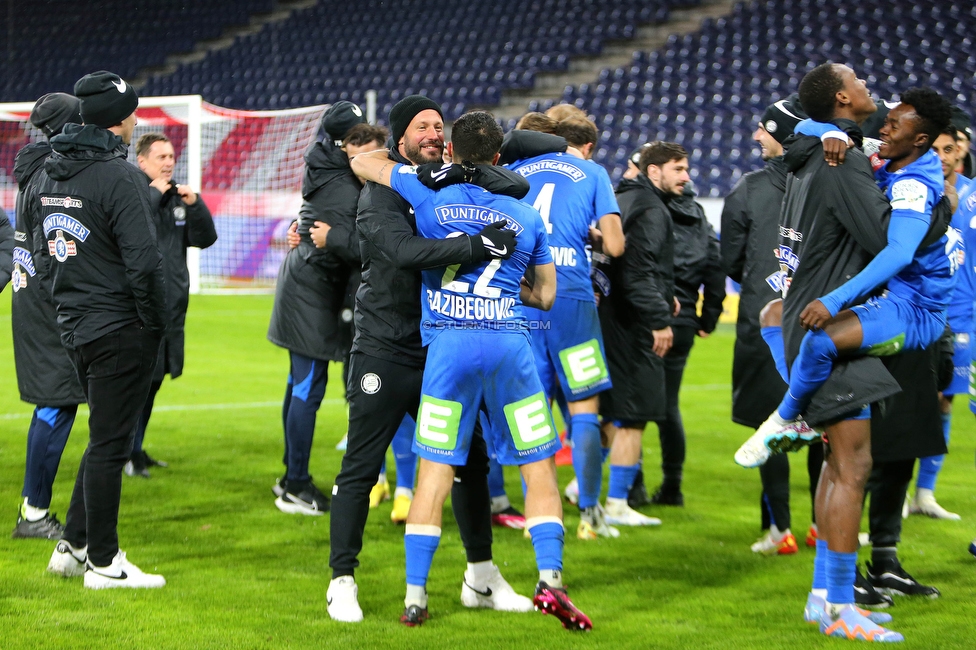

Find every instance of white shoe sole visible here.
[47,554,86,578]
[461,584,533,612]
[274,496,326,516]
[604,514,661,526]
[84,572,165,589]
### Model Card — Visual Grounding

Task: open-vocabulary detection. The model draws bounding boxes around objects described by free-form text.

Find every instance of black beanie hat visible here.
[951,105,973,142]
[323,100,367,145]
[30,93,83,138]
[74,70,138,128]
[388,95,442,146]
[760,93,807,144]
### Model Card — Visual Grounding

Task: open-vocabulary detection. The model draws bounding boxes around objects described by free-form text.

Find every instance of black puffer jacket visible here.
[268,137,360,361]
[669,184,725,333]
[778,126,899,425]
[147,179,217,380]
[31,123,165,349]
[10,141,86,404]
[352,148,530,367]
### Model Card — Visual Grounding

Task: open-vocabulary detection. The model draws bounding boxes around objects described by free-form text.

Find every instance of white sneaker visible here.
[47,540,87,577]
[84,551,165,589]
[327,576,364,623]
[563,477,579,505]
[603,498,661,526]
[460,564,533,612]
[734,414,819,468]
[909,490,961,520]
[577,505,621,539]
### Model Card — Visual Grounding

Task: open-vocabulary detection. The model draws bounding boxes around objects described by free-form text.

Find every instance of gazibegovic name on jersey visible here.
[389,164,552,345]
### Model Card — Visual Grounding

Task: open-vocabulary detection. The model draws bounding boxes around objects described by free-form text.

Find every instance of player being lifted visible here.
[351,110,591,631]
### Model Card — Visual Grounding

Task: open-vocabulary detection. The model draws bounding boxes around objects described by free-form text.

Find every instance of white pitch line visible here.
[0,398,347,421]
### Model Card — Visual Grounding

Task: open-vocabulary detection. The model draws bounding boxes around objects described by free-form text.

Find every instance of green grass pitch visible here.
[1,294,974,649]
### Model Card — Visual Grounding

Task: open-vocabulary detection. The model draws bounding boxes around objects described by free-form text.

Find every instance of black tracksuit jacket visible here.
[29,124,165,350]
[669,185,725,333]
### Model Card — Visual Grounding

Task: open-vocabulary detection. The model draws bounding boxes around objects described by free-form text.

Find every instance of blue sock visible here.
[760,326,790,383]
[404,528,441,589]
[528,521,564,572]
[607,464,639,500]
[571,413,602,509]
[825,548,857,605]
[778,329,837,421]
[392,415,417,490]
[916,412,950,491]
[812,539,828,591]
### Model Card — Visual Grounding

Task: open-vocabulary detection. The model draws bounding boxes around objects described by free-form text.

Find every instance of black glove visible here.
[468,220,516,262]
[416,161,475,190]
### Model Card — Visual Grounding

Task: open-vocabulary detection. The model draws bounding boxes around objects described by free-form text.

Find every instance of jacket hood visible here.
[668,184,703,223]
[782,118,865,174]
[45,123,126,181]
[616,173,655,194]
[765,155,788,192]
[13,141,52,188]
[301,138,357,199]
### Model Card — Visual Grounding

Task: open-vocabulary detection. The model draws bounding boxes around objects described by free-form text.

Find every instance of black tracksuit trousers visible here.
[329,352,492,578]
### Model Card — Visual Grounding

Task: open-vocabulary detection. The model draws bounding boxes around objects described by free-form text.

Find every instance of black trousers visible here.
[759,442,824,531]
[652,325,697,488]
[329,352,493,578]
[62,323,160,566]
[866,458,914,548]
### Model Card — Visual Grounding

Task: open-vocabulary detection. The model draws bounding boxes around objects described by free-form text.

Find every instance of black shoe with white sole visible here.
[274,479,330,515]
[854,565,894,608]
[866,559,940,598]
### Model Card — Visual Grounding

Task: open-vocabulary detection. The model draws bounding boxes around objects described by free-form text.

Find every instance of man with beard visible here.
[327,96,531,622]
[721,95,823,556]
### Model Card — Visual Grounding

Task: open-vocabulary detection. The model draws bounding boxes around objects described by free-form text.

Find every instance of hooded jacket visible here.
[778,126,900,425]
[720,156,789,428]
[267,137,362,361]
[668,184,725,333]
[0,214,12,288]
[30,124,165,349]
[594,174,674,422]
[10,141,86,405]
[146,176,217,380]
[352,147,530,367]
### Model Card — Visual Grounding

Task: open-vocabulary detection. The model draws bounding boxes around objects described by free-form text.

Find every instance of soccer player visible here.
[903,127,972,519]
[8,93,86,540]
[327,96,530,623]
[504,114,633,536]
[127,132,217,478]
[351,110,591,631]
[597,142,684,530]
[721,95,823,555]
[36,71,166,588]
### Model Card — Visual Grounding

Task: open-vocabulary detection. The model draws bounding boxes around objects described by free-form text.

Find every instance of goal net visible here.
[0,95,328,292]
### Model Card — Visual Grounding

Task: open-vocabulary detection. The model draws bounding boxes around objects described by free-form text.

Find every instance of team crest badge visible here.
[11,267,26,291]
[48,230,77,262]
[361,373,382,394]
[173,206,186,224]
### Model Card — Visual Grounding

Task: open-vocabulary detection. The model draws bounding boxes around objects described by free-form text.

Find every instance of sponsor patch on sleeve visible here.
[889,178,928,213]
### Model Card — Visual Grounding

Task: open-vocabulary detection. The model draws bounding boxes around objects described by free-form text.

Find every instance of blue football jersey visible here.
[389,165,553,345]
[947,179,975,333]
[875,149,954,311]
[507,152,619,301]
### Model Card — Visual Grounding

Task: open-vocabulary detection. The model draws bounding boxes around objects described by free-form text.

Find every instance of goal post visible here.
[0,95,330,293]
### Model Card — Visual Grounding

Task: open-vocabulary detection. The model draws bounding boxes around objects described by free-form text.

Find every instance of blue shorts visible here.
[944,332,972,396]
[414,329,560,467]
[851,293,947,356]
[523,297,612,402]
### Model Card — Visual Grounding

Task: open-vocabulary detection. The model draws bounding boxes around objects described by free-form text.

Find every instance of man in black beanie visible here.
[8,93,88,541]
[33,71,167,589]
[721,94,825,557]
[327,95,531,622]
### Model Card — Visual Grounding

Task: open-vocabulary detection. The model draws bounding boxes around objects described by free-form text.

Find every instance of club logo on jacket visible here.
[11,247,36,292]
[42,213,89,263]
[48,230,77,262]
[173,206,186,224]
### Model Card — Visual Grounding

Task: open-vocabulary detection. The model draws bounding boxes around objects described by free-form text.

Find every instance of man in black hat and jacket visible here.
[327,95,532,622]
[721,95,824,555]
[9,93,88,540]
[266,101,372,514]
[35,70,167,589]
[123,132,217,478]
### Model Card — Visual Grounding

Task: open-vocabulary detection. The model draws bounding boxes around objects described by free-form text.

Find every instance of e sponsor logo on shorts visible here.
[504,391,557,452]
[558,339,609,391]
[417,395,462,451]
[360,373,382,394]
